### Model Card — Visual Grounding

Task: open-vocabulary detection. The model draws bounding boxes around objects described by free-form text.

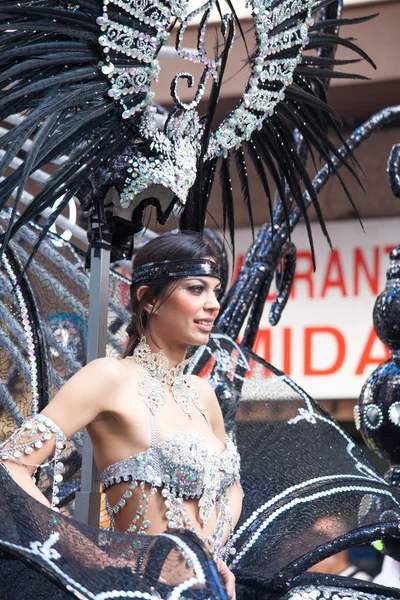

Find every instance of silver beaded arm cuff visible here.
[0,414,68,508]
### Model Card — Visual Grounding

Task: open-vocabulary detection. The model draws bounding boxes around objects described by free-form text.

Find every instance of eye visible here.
[214,288,222,299]
[188,285,204,294]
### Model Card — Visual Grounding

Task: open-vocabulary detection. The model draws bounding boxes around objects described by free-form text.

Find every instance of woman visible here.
[0,231,242,599]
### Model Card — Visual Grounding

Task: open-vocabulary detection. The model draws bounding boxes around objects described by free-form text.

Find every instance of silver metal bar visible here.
[74,237,111,526]
[0,151,65,184]
[0,180,87,244]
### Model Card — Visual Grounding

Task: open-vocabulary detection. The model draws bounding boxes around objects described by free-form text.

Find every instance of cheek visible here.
[166,291,199,317]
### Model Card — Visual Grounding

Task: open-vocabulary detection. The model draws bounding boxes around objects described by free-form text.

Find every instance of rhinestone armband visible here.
[0,415,67,509]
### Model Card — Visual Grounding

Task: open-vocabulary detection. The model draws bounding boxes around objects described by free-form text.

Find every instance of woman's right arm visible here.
[0,356,123,507]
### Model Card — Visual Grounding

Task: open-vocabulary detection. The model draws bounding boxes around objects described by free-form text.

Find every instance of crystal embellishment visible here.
[1,253,40,415]
[354,405,361,431]
[364,404,384,430]
[130,336,209,422]
[101,430,240,559]
[121,107,202,208]
[102,337,240,559]
[97,0,316,208]
[389,401,400,426]
[0,415,67,508]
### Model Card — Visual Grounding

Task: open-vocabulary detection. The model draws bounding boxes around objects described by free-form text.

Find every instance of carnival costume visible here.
[1,0,400,599]
[103,336,240,559]
[0,335,240,562]
[0,0,376,260]
[3,213,400,600]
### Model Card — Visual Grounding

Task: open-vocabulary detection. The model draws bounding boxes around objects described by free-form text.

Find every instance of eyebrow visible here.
[184,277,221,288]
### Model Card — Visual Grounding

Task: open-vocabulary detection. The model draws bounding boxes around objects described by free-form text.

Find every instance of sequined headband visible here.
[131,259,221,287]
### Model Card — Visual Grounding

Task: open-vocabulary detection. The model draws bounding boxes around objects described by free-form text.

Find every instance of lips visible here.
[194,319,214,332]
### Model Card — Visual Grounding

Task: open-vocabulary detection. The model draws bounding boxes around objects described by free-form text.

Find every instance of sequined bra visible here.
[101,430,239,495]
[100,412,240,560]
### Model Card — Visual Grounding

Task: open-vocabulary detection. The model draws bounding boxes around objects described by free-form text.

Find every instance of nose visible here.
[205,290,220,312]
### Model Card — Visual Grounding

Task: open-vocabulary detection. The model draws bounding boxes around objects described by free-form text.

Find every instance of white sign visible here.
[233,218,399,400]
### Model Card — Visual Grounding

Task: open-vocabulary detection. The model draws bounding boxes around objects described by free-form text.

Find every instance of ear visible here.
[136,285,148,303]
[136,285,155,315]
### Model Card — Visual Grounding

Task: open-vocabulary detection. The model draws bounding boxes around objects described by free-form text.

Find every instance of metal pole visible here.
[74,214,111,526]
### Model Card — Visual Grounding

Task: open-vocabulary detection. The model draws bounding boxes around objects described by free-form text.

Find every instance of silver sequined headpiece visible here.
[131,258,221,287]
[96,0,315,210]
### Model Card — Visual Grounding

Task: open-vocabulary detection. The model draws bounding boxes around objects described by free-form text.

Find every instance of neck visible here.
[144,334,188,368]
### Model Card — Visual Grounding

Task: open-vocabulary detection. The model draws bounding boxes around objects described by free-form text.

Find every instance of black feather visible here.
[253,128,290,229]
[219,156,235,256]
[246,140,274,224]
[295,67,369,80]
[181,15,235,234]
[0,111,60,256]
[309,13,379,30]
[0,0,378,266]
[234,148,254,237]
[302,56,361,66]
[17,187,80,275]
[307,33,376,69]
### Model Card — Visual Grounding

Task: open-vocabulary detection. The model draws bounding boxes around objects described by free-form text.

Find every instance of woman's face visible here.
[149,275,221,348]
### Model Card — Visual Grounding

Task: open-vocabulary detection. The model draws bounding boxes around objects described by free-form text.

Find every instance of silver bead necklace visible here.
[129,336,210,425]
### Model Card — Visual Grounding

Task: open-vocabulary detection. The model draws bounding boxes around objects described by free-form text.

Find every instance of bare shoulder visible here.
[42,357,129,438]
[80,356,125,383]
[79,357,138,404]
[190,375,219,408]
[190,374,215,394]
[56,356,127,408]
[189,375,225,435]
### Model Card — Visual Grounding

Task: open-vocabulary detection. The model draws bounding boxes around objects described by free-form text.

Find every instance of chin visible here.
[196,332,212,345]
[186,330,211,347]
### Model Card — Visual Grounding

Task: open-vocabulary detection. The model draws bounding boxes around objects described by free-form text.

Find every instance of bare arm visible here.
[1,357,123,506]
[41,356,123,438]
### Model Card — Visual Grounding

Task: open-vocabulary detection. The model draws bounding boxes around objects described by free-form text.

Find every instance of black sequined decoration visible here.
[217,106,400,348]
[131,259,221,287]
[388,143,400,199]
[358,247,400,476]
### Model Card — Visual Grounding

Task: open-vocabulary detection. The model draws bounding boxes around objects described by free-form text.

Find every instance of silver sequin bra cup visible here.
[101,431,240,560]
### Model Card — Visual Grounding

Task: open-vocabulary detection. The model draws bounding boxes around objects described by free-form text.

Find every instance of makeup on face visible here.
[149,276,221,347]
[178,277,222,300]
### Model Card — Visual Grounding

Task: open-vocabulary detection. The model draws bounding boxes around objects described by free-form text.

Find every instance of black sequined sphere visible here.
[373,247,400,350]
[358,358,400,464]
[358,246,400,472]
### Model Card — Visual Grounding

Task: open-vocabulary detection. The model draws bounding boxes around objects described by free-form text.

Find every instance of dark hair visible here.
[124,232,220,357]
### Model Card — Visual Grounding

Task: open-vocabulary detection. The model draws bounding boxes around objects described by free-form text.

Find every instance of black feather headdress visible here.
[0,0,375,264]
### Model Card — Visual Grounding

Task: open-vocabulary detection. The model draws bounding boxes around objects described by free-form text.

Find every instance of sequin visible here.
[389,401,400,426]
[131,258,221,287]
[101,339,240,560]
[1,254,40,415]
[101,431,239,505]
[128,336,211,422]
[96,0,316,209]
[0,415,67,509]
[287,584,392,600]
